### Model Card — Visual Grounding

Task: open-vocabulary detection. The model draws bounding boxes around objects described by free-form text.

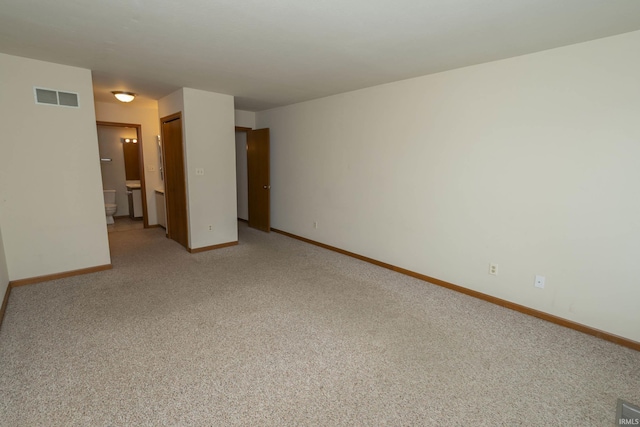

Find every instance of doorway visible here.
[235,127,270,232]
[161,113,189,249]
[96,121,148,229]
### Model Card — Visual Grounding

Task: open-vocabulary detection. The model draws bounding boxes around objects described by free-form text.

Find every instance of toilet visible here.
[103,190,117,224]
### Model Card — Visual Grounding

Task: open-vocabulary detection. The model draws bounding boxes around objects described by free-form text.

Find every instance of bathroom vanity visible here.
[126,183,143,220]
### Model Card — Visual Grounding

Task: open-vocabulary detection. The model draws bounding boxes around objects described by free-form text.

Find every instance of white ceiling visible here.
[1,0,640,111]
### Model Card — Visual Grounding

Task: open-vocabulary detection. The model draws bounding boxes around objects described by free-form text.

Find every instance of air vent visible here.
[34,87,79,107]
[58,91,79,107]
[35,88,58,105]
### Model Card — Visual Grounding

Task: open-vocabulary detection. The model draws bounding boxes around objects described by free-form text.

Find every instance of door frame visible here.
[161,112,189,249]
[96,121,149,228]
[235,127,251,225]
[235,126,270,232]
[235,127,251,223]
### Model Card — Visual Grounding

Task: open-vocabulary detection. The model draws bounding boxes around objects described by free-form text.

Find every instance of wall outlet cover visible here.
[489,263,498,275]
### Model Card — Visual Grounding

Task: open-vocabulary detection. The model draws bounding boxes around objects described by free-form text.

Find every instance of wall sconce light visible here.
[112,91,136,103]
[121,138,138,143]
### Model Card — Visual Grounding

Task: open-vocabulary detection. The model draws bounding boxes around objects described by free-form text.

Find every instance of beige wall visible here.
[234,110,255,221]
[183,88,237,248]
[235,131,248,221]
[234,110,256,129]
[0,53,111,280]
[158,89,184,120]
[94,101,162,224]
[159,88,237,249]
[256,31,640,342]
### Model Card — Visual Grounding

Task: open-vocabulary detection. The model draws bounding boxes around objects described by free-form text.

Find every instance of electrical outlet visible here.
[489,263,498,275]
[534,275,545,289]
[208,225,213,231]
[313,221,318,229]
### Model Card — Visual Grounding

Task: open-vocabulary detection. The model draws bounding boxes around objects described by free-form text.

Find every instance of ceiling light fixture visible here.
[112,91,136,103]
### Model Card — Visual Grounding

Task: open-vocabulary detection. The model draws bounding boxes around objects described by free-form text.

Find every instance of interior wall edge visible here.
[0,283,11,331]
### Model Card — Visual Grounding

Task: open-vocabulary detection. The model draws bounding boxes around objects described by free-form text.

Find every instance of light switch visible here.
[195,168,205,176]
[147,165,156,172]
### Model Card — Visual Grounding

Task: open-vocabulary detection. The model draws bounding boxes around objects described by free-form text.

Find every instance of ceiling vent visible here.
[34,87,79,107]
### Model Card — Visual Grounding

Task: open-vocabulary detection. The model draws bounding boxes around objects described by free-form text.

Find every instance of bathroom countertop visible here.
[155,188,165,194]
[126,183,141,190]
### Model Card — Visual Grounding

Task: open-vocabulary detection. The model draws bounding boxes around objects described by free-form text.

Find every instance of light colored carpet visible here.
[107,216,144,233]
[0,222,638,426]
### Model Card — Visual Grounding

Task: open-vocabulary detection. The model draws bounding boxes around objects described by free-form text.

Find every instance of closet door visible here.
[247,128,270,232]
[161,113,189,249]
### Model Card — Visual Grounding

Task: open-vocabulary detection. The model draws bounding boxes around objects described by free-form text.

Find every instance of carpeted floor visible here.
[107,216,144,233]
[0,222,638,426]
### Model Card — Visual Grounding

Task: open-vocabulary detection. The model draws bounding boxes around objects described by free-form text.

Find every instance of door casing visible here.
[237,127,270,232]
[161,113,189,249]
[96,121,148,228]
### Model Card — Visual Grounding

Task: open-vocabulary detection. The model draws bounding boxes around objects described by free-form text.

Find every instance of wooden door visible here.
[247,128,270,232]
[161,113,189,249]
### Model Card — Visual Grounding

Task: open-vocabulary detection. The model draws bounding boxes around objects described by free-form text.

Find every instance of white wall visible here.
[0,227,9,302]
[94,101,162,224]
[234,110,255,221]
[235,131,248,220]
[159,88,185,120]
[0,53,111,280]
[159,88,237,249]
[97,125,138,216]
[183,88,237,249]
[235,110,256,129]
[256,31,640,342]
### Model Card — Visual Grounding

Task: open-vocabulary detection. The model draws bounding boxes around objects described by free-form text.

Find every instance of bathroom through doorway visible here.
[96,121,148,230]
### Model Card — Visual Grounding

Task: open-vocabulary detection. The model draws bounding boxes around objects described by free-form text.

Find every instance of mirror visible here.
[122,140,140,180]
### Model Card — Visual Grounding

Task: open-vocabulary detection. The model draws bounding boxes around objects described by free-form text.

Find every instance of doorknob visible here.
[263,185,270,189]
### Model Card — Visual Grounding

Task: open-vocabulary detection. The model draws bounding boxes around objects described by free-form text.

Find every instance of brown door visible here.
[247,128,270,232]
[161,113,189,249]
